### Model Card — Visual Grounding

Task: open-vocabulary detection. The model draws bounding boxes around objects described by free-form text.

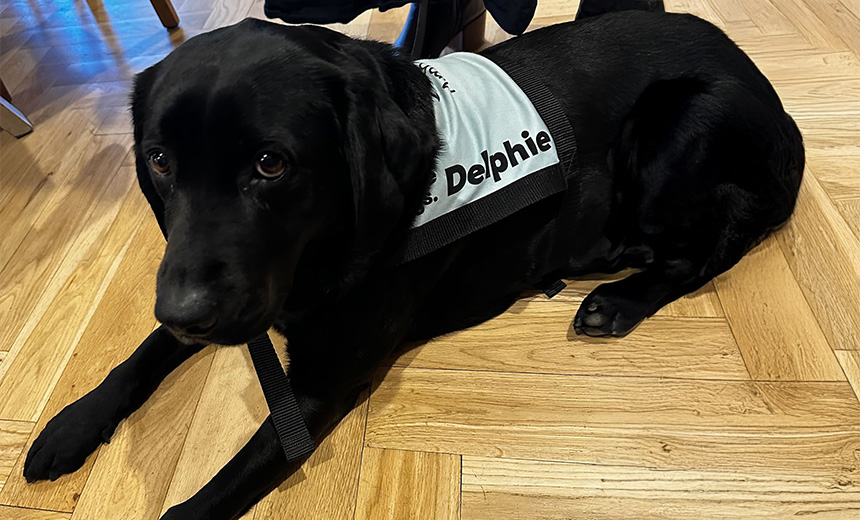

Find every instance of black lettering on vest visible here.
[504,139,529,167]
[435,128,554,204]
[446,164,467,195]
[468,164,485,185]
[417,63,456,94]
[522,131,539,155]
[490,152,508,181]
[536,131,552,152]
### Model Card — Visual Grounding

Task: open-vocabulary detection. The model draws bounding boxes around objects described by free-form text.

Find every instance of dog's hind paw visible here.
[573,291,645,337]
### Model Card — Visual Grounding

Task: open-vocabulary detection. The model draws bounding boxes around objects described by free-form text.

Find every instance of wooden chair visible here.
[150,0,180,29]
[0,0,179,138]
[0,78,33,138]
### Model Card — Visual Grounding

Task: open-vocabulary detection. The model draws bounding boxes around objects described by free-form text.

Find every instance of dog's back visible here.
[415,10,805,337]
[482,11,793,156]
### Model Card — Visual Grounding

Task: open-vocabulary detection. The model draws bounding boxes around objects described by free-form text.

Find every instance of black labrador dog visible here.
[24,3,803,519]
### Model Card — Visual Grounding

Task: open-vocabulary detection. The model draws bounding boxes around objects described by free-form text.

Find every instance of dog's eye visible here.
[148,150,171,175]
[255,152,286,179]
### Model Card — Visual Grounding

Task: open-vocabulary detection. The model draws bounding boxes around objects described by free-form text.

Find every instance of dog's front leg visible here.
[160,413,305,520]
[161,334,403,519]
[158,384,368,520]
[23,326,205,482]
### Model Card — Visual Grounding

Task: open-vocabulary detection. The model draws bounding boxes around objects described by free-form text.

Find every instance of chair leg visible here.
[0,77,11,102]
[0,96,34,137]
[150,0,180,29]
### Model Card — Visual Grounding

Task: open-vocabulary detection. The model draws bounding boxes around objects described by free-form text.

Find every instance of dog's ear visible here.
[130,65,168,239]
[336,41,438,257]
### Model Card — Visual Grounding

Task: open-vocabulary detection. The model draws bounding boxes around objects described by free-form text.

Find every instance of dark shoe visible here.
[396,0,487,59]
[483,0,537,35]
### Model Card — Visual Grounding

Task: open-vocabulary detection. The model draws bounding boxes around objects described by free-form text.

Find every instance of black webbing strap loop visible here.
[490,55,583,298]
[490,55,579,184]
[542,279,567,299]
[247,333,315,461]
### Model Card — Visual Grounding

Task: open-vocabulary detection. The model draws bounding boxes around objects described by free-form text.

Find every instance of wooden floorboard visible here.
[0,131,131,352]
[158,346,268,518]
[714,238,844,380]
[366,368,860,472]
[836,350,860,401]
[391,302,747,379]
[0,421,33,493]
[809,153,860,200]
[0,109,95,265]
[0,169,143,422]
[461,456,860,520]
[354,448,460,520]
[68,348,213,520]
[0,505,70,520]
[1,1,858,519]
[836,198,860,242]
[777,173,860,351]
[254,391,370,520]
[0,220,165,512]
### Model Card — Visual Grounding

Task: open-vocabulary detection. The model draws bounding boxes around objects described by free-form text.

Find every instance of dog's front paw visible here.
[160,504,188,520]
[23,396,119,482]
[573,291,645,338]
[161,502,209,520]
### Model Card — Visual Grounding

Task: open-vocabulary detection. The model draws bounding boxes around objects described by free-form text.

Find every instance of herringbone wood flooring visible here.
[1,1,859,518]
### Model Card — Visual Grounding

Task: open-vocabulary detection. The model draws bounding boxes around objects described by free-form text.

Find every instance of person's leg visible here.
[264,0,409,25]
[398,0,488,58]
[264,0,501,59]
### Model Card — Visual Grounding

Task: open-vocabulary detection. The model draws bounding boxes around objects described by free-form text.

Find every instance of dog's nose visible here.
[155,289,218,337]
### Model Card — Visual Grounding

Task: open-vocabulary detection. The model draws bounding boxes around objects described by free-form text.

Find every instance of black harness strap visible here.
[492,55,582,299]
[247,333,315,461]
[490,55,579,184]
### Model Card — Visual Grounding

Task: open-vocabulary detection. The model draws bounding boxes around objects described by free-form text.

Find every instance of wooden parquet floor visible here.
[0,1,859,518]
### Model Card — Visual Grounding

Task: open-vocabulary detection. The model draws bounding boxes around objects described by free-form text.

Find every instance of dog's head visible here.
[131,19,436,345]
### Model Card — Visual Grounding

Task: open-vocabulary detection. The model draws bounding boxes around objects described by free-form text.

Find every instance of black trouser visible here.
[264,0,538,35]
